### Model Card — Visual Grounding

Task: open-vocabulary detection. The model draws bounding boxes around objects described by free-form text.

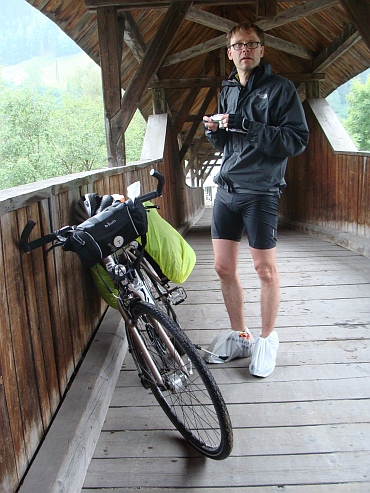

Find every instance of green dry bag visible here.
[144,202,196,284]
[90,263,118,310]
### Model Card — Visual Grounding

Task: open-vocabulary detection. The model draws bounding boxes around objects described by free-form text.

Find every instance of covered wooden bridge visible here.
[1,1,370,492]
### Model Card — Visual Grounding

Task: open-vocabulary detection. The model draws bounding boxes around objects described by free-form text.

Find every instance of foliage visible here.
[0,87,54,187]
[48,93,107,175]
[0,0,147,190]
[344,76,370,151]
[326,68,370,124]
[0,64,147,190]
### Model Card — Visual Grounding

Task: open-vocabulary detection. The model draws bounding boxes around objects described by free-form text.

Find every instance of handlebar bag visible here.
[64,198,148,268]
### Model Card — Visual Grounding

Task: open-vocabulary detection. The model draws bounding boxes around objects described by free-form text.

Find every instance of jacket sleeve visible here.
[205,128,226,152]
[204,92,228,151]
[246,80,309,158]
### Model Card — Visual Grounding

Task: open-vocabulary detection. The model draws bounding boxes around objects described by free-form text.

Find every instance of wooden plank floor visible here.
[82,208,370,492]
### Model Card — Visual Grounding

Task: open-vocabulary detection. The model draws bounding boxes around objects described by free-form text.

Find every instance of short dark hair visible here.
[226,23,265,48]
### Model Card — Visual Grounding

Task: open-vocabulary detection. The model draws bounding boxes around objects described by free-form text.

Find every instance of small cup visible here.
[210,114,224,128]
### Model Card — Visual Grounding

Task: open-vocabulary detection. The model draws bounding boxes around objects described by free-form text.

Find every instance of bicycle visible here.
[19,169,233,460]
[127,242,187,323]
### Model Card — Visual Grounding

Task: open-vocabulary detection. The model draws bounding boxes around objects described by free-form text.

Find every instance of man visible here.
[203,23,309,377]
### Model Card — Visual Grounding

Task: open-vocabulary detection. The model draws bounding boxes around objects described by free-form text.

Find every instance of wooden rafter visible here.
[174,86,203,133]
[162,32,314,67]
[97,6,125,166]
[149,73,325,89]
[111,1,193,140]
[179,87,216,162]
[121,11,146,62]
[161,0,339,66]
[257,0,339,30]
[257,0,277,19]
[312,23,361,73]
[183,0,339,37]
[339,0,370,52]
[87,1,258,10]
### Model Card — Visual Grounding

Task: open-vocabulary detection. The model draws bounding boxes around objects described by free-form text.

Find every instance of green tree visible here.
[344,77,370,151]
[125,110,147,162]
[0,61,147,190]
[0,86,55,187]
[50,93,107,174]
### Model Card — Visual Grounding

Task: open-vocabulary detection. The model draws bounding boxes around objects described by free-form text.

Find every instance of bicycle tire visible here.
[127,301,233,460]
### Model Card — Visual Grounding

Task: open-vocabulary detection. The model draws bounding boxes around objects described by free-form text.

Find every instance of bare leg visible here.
[250,247,280,338]
[212,239,245,332]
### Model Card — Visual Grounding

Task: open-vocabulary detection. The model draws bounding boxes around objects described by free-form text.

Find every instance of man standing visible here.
[203,23,309,377]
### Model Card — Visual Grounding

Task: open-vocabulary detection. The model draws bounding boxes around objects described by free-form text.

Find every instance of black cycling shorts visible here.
[211,187,279,249]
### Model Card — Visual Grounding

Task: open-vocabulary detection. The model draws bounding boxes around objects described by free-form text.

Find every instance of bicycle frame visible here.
[116,274,188,389]
[126,248,187,312]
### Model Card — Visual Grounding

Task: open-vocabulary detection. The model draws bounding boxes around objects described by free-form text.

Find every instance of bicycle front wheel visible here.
[128,301,233,460]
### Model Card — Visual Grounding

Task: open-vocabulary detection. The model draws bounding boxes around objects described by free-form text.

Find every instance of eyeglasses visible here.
[230,41,261,50]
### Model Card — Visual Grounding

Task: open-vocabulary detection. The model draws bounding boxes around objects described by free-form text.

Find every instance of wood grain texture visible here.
[83,208,370,491]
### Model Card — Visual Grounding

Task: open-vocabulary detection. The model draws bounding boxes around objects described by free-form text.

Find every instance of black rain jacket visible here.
[206,62,309,194]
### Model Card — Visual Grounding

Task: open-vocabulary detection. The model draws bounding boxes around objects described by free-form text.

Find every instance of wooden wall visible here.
[280,99,370,249]
[0,152,204,492]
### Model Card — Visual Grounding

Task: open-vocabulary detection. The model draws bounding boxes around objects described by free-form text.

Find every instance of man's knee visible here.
[254,261,278,284]
[252,250,278,284]
[214,259,234,280]
[213,239,239,280]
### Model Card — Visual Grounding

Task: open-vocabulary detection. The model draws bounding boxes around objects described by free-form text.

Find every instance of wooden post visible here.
[111,2,193,140]
[306,80,321,99]
[257,0,277,19]
[152,88,167,114]
[97,6,125,167]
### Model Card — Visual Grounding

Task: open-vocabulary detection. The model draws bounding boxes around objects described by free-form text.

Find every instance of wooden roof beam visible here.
[98,6,126,166]
[312,23,361,73]
[149,73,325,89]
[184,0,339,32]
[256,0,277,20]
[173,51,219,133]
[164,0,338,65]
[121,11,146,62]
[162,33,314,67]
[179,87,216,162]
[339,0,370,53]
[257,0,340,31]
[86,1,255,10]
[111,1,192,140]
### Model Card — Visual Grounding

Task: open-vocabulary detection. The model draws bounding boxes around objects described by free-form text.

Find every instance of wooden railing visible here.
[0,120,204,492]
[280,99,370,257]
[3,99,368,492]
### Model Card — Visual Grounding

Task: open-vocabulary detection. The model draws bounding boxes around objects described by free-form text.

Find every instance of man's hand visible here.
[203,115,220,132]
[227,114,249,132]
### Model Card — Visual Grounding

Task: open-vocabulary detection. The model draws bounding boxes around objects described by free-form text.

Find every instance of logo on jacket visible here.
[258,93,268,99]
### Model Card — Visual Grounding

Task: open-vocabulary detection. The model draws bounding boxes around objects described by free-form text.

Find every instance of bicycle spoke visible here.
[129,302,233,459]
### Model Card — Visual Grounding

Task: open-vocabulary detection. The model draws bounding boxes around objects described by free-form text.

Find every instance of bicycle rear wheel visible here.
[128,301,233,460]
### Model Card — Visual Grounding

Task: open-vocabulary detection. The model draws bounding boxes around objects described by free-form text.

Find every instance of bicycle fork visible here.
[117,301,189,389]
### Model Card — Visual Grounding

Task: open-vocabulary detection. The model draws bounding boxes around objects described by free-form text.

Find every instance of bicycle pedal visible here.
[168,286,187,305]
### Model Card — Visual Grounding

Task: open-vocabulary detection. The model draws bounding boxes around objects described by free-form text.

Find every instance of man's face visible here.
[227,28,264,74]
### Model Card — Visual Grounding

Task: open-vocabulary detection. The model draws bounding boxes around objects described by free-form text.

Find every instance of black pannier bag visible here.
[63,198,148,268]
